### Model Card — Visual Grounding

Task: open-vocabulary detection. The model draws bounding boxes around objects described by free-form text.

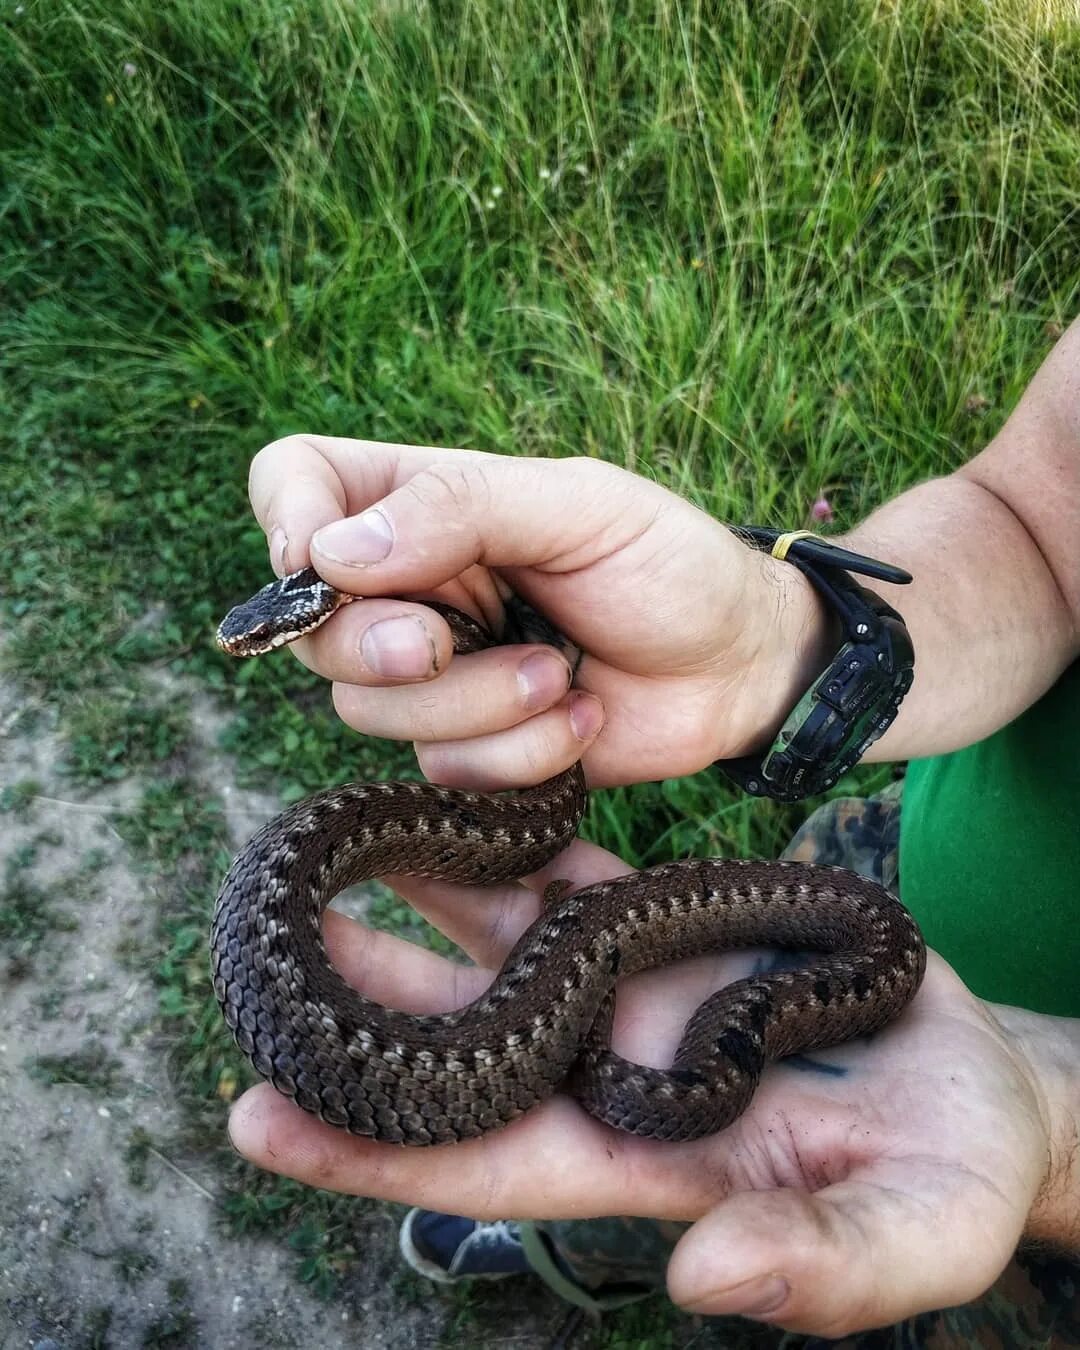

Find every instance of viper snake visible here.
[211,567,926,1145]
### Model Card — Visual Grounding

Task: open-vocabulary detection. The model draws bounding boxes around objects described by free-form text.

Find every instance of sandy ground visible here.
[0,672,572,1349]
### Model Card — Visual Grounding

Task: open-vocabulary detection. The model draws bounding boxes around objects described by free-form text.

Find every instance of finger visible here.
[384,838,636,966]
[330,854,739,1064]
[225,985,896,1224]
[232,864,721,1218]
[666,1167,1023,1336]
[332,883,807,1074]
[247,435,465,575]
[414,691,604,790]
[377,872,764,1074]
[228,1082,712,1220]
[384,877,541,972]
[247,442,346,578]
[327,840,638,991]
[322,641,571,730]
[321,910,490,1011]
[229,861,774,1217]
[287,598,457,684]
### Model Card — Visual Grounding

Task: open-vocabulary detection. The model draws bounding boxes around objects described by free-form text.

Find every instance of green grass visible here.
[28,1039,127,1095]
[2,0,1079,1338]
[0,832,92,971]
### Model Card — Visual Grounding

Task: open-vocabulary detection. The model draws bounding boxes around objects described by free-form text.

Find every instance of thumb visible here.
[305,452,754,674]
[665,1177,1020,1337]
[308,453,697,593]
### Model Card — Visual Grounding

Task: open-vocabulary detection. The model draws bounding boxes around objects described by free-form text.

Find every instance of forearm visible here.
[760,321,1080,762]
[994,1002,1080,1251]
[844,473,1076,759]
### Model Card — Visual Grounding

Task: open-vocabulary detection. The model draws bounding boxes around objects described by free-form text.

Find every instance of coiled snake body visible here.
[212,568,926,1145]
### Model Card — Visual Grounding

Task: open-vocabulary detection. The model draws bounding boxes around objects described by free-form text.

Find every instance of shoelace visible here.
[469,1219,521,1250]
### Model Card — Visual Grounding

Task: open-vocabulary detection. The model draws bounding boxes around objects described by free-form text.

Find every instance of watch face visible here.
[761,635,914,798]
[717,544,914,802]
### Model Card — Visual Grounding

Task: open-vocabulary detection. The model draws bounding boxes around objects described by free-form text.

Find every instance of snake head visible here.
[216,610,277,656]
[216,567,351,657]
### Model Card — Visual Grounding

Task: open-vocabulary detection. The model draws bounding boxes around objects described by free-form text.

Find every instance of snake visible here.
[211,566,926,1146]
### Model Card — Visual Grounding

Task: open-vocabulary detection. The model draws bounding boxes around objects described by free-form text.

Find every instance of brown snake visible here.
[211,566,926,1146]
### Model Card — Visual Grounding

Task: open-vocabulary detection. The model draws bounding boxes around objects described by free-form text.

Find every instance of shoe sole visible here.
[398,1207,459,1284]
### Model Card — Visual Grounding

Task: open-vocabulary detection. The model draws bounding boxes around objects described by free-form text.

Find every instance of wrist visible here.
[994,1003,1080,1250]
[731,553,841,756]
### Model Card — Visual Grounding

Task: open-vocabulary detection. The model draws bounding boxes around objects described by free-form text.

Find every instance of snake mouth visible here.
[215,621,316,657]
[215,618,275,657]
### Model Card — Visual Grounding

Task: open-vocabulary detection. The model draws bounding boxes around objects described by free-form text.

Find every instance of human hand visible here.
[227,839,1075,1337]
[246,436,836,788]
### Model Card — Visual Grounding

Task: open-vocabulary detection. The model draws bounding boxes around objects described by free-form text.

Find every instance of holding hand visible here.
[247,435,834,788]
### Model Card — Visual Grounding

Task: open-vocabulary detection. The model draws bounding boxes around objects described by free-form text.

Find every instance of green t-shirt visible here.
[899,661,1079,1017]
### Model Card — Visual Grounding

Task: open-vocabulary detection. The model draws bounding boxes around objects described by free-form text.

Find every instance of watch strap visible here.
[717,528,914,802]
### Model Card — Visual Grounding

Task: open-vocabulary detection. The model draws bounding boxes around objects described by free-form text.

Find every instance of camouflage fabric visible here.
[780,779,902,893]
[520,786,1080,1344]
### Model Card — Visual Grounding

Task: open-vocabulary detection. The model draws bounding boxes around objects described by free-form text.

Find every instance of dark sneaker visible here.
[399,1208,531,1283]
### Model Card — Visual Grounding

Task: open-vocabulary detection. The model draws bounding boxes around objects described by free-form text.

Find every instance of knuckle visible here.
[564,455,623,489]
[563,456,656,526]
[569,454,615,474]
[250,433,315,473]
[404,463,491,562]
[248,434,323,508]
[410,461,489,516]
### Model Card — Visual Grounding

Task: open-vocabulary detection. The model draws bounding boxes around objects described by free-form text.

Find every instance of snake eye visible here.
[250,622,278,647]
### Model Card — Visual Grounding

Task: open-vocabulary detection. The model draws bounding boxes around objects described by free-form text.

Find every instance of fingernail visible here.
[685,1273,790,1319]
[314,508,393,566]
[360,616,435,679]
[568,691,604,742]
[270,525,289,576]
[517,652,571,711]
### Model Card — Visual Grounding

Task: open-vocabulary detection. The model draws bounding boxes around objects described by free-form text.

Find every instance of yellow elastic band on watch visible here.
[769,530,821,562]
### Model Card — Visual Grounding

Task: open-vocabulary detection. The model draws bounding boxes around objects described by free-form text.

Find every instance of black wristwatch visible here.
[717,528,915,803]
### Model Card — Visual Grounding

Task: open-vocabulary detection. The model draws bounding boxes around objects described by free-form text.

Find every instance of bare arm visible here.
[834,318,1080,759]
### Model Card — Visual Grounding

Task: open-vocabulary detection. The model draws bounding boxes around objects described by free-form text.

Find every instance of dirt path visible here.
[0,673,572,1348]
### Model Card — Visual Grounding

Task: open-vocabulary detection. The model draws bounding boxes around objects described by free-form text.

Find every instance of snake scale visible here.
[211,566,926,1145]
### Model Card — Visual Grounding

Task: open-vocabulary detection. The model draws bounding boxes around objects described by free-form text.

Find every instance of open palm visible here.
[229,838,1050,1336]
